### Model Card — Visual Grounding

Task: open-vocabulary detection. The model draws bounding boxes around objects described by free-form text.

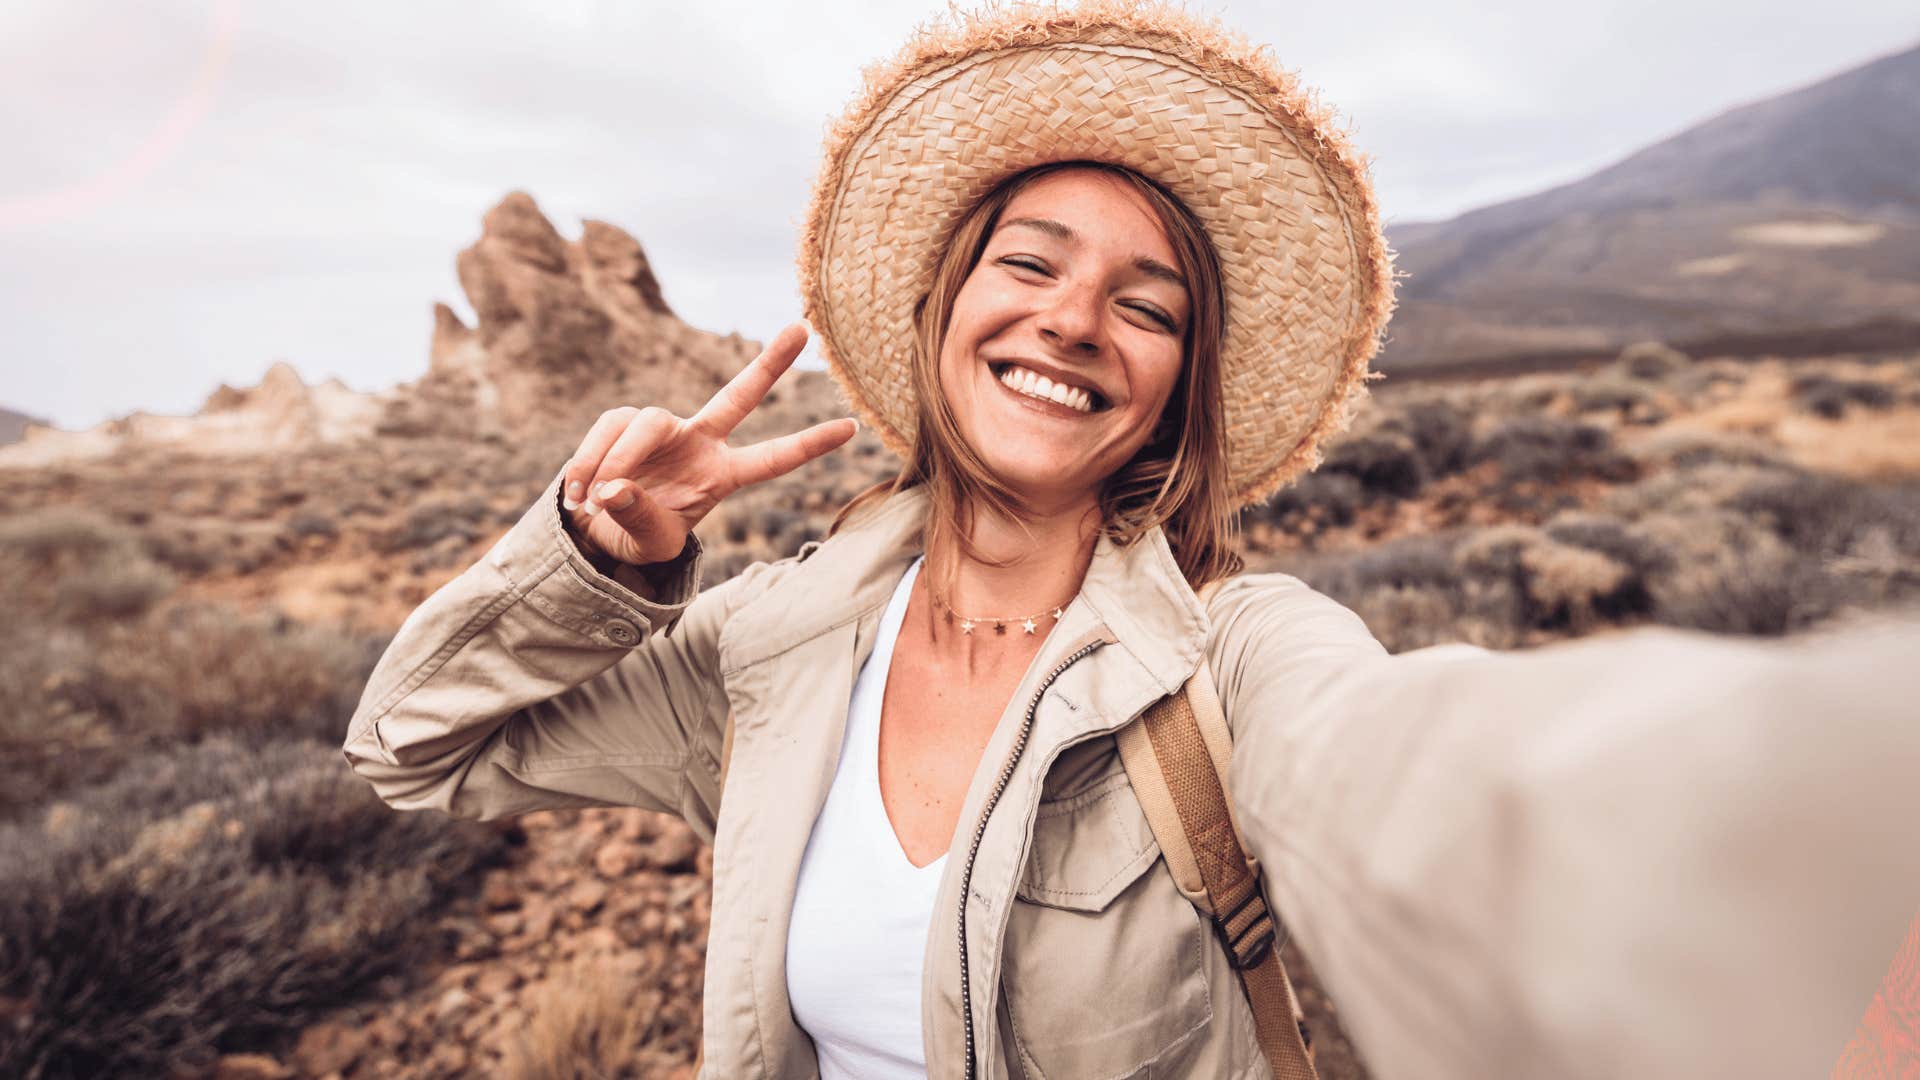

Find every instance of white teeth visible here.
[997,364,1096,413]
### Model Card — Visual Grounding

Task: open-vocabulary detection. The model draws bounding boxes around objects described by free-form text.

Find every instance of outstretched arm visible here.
[1208,575,1920,1080]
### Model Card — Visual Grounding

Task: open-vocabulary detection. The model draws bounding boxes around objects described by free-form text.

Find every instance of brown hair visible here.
[828,160,1243,587]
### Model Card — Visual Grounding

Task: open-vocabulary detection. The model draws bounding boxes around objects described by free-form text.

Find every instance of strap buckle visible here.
[1210,881,1284,970]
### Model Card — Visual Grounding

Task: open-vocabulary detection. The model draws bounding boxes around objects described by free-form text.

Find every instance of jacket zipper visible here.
[958,634,1111,1080]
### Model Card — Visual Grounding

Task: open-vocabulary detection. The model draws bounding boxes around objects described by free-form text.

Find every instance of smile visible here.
[990,363,1106,414]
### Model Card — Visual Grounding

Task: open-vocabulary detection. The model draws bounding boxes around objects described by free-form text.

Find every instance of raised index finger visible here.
[691,321,810,437]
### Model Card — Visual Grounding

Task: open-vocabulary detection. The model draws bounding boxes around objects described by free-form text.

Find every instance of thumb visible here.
[595,479,683,562]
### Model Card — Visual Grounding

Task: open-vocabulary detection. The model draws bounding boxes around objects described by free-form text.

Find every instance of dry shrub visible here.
[1571,376,1666,424]
[138,518,227,575]
[1543,514,1673,580]
[50,559,178,622]
[503,948,685,1080]
[1610,341,1693,381]
[1623,428,1785,471]
[1662,358,1748,405]
[1314,394,1475,504]
[1485,373,1576,414]
[1283,536,1509,652]
[0,507,181,627]
[286,511,340,540]
[1251,471,1363,532]
[1520,542,1633,626]
[1455,525,1650,633]
[1294,535,1462,597]
[1391,399,1474,477]
[1729,470,1920,561]
[1468,416,1636,487]
[0,508,174,621]
[59,606,387,745]
[1790,372,1897,419]
[139,517,291,577]
[1350,586,1482,653]
[1603,465,1920,635]
[378,495,496,554]
[0,508,125,563]
[0,736,508,1079]
[1,604,387,819]
[1651,542,1836,635]
[1319,431,1426,499]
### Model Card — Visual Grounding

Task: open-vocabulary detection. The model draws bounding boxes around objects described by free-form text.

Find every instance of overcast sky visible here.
[4,0,1915,430]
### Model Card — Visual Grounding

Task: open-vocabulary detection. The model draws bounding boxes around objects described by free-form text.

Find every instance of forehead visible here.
[995,169,1177,262]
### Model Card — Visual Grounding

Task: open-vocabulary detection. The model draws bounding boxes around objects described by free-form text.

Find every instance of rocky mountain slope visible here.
[1382,41,1920,370]
[0,406,46,448]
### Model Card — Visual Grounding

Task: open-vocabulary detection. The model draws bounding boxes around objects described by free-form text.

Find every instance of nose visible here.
[1037,279,1104,357]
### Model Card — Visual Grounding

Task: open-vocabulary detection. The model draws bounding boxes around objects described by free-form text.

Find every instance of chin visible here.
[974,434,1103,506]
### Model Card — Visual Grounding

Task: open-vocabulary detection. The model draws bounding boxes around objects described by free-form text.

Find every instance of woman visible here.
[343,5,1920,1079]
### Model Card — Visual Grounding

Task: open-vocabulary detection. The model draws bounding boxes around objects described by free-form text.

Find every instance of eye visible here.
[997,255,1051,276]
[1126,302,1178,333]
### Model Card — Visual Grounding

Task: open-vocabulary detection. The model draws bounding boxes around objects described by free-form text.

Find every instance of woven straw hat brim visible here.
[798,0,1396,507]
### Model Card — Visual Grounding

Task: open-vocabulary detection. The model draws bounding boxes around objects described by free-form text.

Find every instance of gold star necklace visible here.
[928,588,1073,636]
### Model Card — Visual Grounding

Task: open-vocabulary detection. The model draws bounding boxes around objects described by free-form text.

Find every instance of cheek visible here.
[1136,348,1186,418]
[950,270,1032,337]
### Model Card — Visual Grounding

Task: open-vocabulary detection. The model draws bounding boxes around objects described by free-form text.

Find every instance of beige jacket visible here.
[343,470,1920,1080]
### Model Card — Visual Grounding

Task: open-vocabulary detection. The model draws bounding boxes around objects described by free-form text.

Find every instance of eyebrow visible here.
[1000,216,1187,288]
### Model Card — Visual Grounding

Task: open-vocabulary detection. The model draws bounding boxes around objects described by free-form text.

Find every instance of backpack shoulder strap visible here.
[1116,576,1319,1079]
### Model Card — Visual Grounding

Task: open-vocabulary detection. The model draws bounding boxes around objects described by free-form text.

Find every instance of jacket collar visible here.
[716,484,1209,694]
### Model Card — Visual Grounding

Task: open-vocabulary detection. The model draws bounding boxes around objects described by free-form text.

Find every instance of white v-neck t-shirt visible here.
[785,554,945,1079]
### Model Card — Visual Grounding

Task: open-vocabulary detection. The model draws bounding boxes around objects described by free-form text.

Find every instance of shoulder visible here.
[671,539,821,646]
[1198,571,1389,736]
[1203,571,1388,663]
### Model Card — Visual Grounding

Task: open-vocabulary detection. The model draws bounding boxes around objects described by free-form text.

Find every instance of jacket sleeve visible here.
[1206,574,1920,1080]
[340,469,786,840]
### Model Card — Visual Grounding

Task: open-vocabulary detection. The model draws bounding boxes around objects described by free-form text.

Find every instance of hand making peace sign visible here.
[561,321,858,567]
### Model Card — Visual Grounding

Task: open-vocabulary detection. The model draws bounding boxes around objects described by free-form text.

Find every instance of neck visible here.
[923,487,1102,635]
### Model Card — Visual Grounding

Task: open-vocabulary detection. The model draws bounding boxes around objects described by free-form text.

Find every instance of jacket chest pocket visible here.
[1002,768,1213,1079]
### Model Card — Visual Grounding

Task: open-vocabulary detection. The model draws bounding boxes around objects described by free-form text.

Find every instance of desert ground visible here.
[4,322,1918,1078]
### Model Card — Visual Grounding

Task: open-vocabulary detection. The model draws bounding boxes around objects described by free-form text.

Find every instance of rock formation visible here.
[2,191,782,467]
[0,362,387,468]
[386,191,754,444]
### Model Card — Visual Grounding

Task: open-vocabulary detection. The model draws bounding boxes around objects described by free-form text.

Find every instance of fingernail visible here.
[605,483,635,510]
[563,480,583,511]
[582,500,601,517]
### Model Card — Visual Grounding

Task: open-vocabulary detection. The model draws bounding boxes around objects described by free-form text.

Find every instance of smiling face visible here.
[934,167,1190,509]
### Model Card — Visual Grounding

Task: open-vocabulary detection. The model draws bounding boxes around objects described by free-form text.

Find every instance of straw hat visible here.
[798,0,1396,507]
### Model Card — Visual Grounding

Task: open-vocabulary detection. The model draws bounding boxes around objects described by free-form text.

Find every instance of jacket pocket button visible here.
[606,619,641,646]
